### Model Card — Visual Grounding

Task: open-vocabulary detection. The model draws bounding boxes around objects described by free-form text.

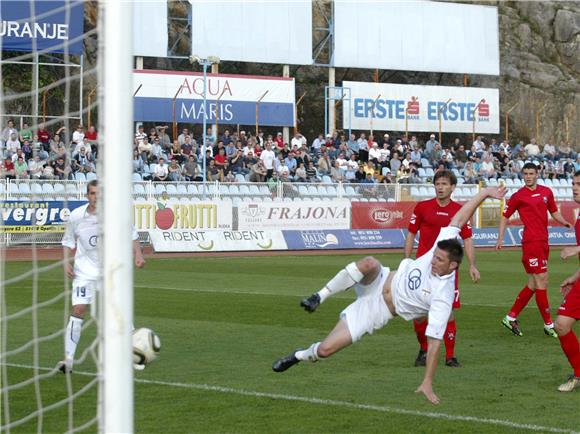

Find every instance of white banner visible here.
[343,82,500,134]
[133,0,168,57]
[334,1,499,76]
[190,0,312,66]
[133,201,233,232]
[133,70,295,126]
[150,229,288,252]
[237,201,351,231]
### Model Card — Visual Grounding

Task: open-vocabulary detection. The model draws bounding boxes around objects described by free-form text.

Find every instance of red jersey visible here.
[84,130,97,141]
[37,129,50,144]
[408,198,473,257]
[575,212,580,246]
[503,185,557,244]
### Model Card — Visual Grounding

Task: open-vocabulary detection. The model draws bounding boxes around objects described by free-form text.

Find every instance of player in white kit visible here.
[273,186,506,404]
[58,180,145,373]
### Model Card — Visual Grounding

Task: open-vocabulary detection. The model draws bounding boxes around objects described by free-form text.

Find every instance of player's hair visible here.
[433,169,457,185]
[574,170,580,178]
[87,179,98,189]
[522,162,538,172]
[436,238,464,265]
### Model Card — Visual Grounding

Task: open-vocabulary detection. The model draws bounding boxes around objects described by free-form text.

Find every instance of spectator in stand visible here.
[206,159,220,181]
[225,140,236,158]
[72,137,92,159]
[479,155,496,179]
[170,140,183,163]
[73,147,95,174]
[37,123,51,153]
[244,150,258,169]
[489,139,501,158]
[357,133,369,162]
[390,151,401,175]
[150,137,164,163]
[454,144,469,169]
[347,133,359,156]
[311,133,325,155]
[177,128,190,146]
[285,153,297,179]
[542,140,556,161]
[361,172,375,184]
[1,119,18,145]
[53,156,70,180]
[355,164,366,182]
[156,126,171,148]
[499,140,512,157]
[183,155,201,181]
[19,122,33,143]
[84,125,98,145]
[28,154,45,179]
[273,132,284,150]
[276,156,290,179]
[347,153,359,171]
[558,141,575,160]
[50,135,68,163]
[5,132,21,158]
[410,146,422,165]
[330,161,344,183]
[42,161,55,179]
[153,158,169,181]
[249,159,267,182]
[574,156,580,172]
[168,158,183,181]
[563,158,575,179]
[472,135,485,157]
[424,134,439,159]
[132,149,144,174]
[463,161,478,184]
[430,143,443,166]
[32,135,48,160]
[214,147,227,171]
[295,162,307,182]
[260,143,275,180]
[135,125,147,146]
[230,149,247,175]
[21,140,32,161]
[138,137,152,162]
[368,142,381,165]
[525,138,541,159]
[181,136,194,161]
[1,157,16,179]
[344,164,357,183]
[441,148,454,169]
[72,125,85,144]
[291,132,307,149]
[317,150,331,176]
[14,155,29,179]
[306,161,319,182]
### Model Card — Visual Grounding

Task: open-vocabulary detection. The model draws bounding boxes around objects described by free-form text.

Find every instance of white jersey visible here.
[391,226,460,340]
[62,204,139,281]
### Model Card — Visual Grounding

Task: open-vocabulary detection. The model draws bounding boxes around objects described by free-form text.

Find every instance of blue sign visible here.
[0,1,84,55]
[282,229,407,250]
[1,200,85,228]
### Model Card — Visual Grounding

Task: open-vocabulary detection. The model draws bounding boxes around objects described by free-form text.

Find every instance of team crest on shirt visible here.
[529,258,538,267]
[410,214,417,225]
[543,196,548,204]
[408,268,422,291]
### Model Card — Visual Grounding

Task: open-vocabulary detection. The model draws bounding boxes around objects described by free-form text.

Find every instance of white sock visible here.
[505,315,516,322]
[65,316,83,361]
[317,262,365,303]
[295,342,321,362]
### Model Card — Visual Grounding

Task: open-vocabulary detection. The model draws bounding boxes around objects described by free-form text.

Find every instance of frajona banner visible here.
[133,70,295,126]
[150,229,288,252]
[0,0,84,55]
[343,81,499,134]
[1,200,85,232]
[352,202,416,229]
[133,200,232,233]
[237,200,351,231]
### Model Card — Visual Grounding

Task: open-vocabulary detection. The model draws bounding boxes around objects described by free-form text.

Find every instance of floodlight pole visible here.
[438,98,452,145]
[255,90,269,136]
[472,98,484,143]
[369,94,381,138]
[190,55,220,199]
[172,85,183,143]
[505,101,519,142]
[294,91,307,135]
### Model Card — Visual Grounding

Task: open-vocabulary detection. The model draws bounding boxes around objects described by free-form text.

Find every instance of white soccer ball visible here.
[132,328,161,367]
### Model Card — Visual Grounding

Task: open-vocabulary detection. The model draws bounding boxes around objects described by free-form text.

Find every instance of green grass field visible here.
[3,249,580,433]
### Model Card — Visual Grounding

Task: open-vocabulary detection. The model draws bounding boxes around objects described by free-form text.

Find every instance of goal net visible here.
[1,1,134,432]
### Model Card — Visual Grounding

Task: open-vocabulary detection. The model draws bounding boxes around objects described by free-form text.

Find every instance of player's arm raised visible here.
[463,237,480,282]
[450,187,506,230]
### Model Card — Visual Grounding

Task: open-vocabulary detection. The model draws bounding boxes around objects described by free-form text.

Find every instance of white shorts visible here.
[71,279,96,306]
[340,267,393,342]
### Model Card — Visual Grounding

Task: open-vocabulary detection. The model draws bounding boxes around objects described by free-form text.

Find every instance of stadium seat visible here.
[298,185,308,196]
[537,179,546,186]
[421,158,432,168]
[229,185,240,195]
[239,185,250,195]
[54,183,65,194]
[457,177,465,184]
[505,178,514,187]
[418,168,427,178]
[132,173,142,182]
[452,169,460,177]
[410,187,420,198]
[41,183,54,195]
[249,185,260,195]
[263,196,272,202]
[307,186,318,196]
[258,185,270,195]
[235,174,246,183]
[544,179,553,187]
[219,184,229,195]
[487,178,498,186]
[187,184,198,195]
[65,184,78,194]
[31,183,43,195]
[177,184,187,195]
[322,175,332,184]
[86,172,97,181]
[75,172,87,182]
[327,185,337,196]
[425,168,435,177]
[242,196,252,202]
[133,184,146,195]
[155,184,166,194]
[18,183,31,194]
[232,197,242,206]
[166,184,178,195]
[345,186,356,196]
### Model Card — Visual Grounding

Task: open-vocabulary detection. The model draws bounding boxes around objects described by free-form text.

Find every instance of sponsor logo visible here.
[300,231,339,249]
[529,258,538,267]
[241,204,266,218]
[267,206,348,220]
[406,96,420,119]
[372,209,403,223]
[436,211,449,216]
[477,99,490,118]
[408,268,422,291]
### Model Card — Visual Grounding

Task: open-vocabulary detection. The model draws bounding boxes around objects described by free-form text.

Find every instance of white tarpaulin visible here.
[190,0,312,65]
[133,0,168,57]
[334,0,499,76]
[150,230,288,252]
[343,81,500,134]
[237,200,351,231]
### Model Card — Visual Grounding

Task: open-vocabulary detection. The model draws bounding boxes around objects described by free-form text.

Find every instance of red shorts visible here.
[453,270,460,309]
[521,242,549,274]
[558,279,580,320]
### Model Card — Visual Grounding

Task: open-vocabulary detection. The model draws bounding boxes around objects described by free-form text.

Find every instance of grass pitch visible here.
[3,249,580,433]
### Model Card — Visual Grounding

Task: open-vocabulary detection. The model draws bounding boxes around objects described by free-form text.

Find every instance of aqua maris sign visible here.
[0,0,84,55]
[132,70,296,127]
[343,81,499,134]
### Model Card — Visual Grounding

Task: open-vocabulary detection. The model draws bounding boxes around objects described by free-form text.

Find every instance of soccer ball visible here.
[133,328,161,367]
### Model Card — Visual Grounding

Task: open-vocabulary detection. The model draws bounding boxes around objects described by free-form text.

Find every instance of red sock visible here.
[444,320,457,359]
[413,319,428,351]
[558,330,580,377]
[534,289,553,326]
[508,286,535,318]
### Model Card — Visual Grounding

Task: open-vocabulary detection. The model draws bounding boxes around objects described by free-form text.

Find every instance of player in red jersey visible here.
[555,171,580,392]
[496,163,572,338]
[406,170,480,367]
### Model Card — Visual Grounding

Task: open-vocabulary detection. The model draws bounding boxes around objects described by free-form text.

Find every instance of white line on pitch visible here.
[3,362,577,434]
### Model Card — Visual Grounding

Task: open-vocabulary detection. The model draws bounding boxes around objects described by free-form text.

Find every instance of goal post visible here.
[100,0,135,432]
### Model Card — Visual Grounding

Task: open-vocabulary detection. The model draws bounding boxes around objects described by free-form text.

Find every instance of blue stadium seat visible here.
[187,184,198,195]
[177,184,187,195]
[132,173,142,182]
[166,184,178,195]
[86,172,97,181]
[75,172,87,182]
[133,184,146,195]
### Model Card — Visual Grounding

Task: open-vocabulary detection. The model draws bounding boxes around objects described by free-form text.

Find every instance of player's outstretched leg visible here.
[300,259,374,313]
[555,315,580,392]
[502,285,534,336]
[273,320,352,372]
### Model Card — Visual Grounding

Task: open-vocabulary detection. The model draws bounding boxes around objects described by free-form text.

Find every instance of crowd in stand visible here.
[0,118,577,185]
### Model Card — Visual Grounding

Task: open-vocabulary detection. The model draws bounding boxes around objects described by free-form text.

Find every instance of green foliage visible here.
[4,251,580,433]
